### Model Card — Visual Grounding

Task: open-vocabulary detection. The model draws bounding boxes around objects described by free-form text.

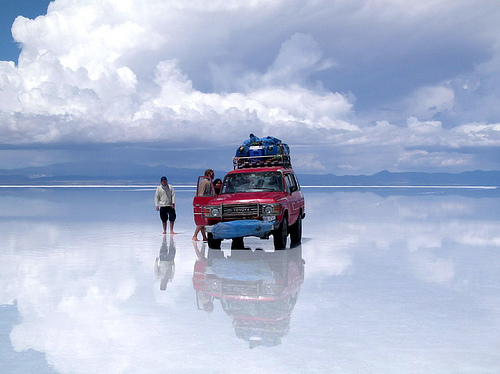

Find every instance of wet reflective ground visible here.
[1,186,499,373]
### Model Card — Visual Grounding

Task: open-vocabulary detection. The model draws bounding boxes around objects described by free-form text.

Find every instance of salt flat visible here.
[1,187,499,374]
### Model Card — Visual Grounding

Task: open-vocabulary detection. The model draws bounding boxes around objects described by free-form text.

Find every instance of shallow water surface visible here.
[1,187,499,373]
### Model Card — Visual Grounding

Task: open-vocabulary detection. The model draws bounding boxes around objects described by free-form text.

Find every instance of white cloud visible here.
[0,0,499,173]
[453,122,500,146]
[407,117,442,133]
[396,150,471,170]
[245,33,335,88]
[405,86,455,119]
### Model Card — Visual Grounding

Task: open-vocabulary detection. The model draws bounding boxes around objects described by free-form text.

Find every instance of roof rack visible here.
[233,154,292,169]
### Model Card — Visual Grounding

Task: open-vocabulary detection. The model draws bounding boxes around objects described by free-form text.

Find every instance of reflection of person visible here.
[155,176,177,235]
[154,236,176,291]
[192,242,214,312]
[213,178,222,195]
[192,169,215,241]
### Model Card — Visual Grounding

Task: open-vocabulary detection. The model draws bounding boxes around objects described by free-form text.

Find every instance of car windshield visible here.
[222,171,284,193]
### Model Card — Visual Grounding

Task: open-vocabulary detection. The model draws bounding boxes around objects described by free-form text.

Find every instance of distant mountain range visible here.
[0,161,224,185]
[0,161,499,186]
[297,169,500,187]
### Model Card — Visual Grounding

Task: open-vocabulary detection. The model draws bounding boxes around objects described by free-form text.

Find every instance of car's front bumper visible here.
[207,219,279,240]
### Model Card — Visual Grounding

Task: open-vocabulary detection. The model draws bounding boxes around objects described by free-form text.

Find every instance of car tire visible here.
[289,214,302,244]
[273,216,288,250]
[231,237,245,249]
[207,233,222,249]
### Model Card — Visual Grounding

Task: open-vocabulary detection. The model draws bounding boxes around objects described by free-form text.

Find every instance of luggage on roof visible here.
[233,134,291,169]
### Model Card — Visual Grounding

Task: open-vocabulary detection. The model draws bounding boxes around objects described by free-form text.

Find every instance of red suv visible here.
[193,165,305,249]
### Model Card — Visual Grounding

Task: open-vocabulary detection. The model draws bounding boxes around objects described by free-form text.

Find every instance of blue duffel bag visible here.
[211,219,276,239]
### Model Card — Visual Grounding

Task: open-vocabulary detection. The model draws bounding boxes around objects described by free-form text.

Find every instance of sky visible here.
[0,0,499,175]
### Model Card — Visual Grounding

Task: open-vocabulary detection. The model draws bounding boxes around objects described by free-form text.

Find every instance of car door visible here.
[284,173,303,224]
[193,176,215,226]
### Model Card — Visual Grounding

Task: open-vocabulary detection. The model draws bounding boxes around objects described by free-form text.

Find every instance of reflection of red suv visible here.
[192,246,305,348]
[193,166,305,249]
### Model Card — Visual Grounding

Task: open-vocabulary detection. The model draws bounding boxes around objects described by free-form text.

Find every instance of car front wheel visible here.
[289,214,302,244]
[207,233,222,249]
[273,216,288,250]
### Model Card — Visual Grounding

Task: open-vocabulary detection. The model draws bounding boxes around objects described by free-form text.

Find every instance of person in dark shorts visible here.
[155,176,177,234]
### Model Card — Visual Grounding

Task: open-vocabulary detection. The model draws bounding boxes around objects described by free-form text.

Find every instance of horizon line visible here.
[0,185,497,190]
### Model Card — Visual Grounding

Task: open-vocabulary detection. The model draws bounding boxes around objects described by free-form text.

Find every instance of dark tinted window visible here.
[285,173,299,193]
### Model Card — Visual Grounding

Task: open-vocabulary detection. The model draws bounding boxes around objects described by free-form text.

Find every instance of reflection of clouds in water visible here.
[407,233,441,252]
[10,286,149,373]
[455,225,500,246]
[398,200,475,220]
[4,223,63,254]
[1,189,499,373]
[1,217,250,373]
[0,196,65,219]
[1,223,193,373]
[303,192,500,285]
[407,250,455,284]
[7,245,140,372]
[304,241,354,277]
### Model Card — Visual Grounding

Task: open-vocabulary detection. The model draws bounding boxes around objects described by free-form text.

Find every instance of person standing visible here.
[198,169,215,196]
[192,169,214,241]
[155,176,177,235]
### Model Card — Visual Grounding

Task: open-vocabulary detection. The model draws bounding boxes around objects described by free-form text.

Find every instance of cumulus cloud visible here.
[240,33,335,89]
[404,86,455,119]
[1,0,500,173]
[3,4,358,146]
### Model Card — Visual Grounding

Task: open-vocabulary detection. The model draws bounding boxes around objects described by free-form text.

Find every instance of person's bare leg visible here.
[201,227,207,241]
[169,221,177,235]
[192,225,202,241]
[162,221,167,235]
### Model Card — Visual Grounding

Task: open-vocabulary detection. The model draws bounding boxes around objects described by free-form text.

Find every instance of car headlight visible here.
[263,205,274,214]
[262,204,281,216]
[210,280,220,291]
[203,206,221,217]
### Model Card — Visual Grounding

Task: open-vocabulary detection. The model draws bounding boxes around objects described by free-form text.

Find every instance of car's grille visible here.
[222,203,259,219]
